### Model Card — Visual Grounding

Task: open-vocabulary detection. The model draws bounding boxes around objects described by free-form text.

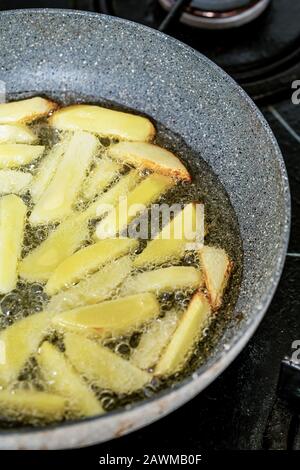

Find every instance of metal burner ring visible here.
[159,0,272,29]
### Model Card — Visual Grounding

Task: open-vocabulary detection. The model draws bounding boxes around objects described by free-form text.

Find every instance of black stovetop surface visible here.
[0,0,299,451]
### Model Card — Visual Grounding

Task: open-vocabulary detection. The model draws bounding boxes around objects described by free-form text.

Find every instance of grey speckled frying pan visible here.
[0,9,290,449]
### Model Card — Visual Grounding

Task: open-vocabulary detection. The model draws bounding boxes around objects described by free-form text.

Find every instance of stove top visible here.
[0,0,299,452]
[97,0,300,101]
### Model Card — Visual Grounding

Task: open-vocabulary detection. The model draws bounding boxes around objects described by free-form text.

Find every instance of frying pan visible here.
[0,9,290,449]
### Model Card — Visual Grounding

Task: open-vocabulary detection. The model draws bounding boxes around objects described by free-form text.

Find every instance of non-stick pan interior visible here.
[0,9,290,448]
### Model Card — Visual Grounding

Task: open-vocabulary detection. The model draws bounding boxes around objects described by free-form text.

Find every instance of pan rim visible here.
[0,8,291,448]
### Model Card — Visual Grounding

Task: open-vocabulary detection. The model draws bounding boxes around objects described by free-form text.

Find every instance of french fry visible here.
[134,240,185,269]
[52,293,160,337]
[19,216,89,282]
[29,131,98,225]
[96,174,173,239]
[49,104,155,142]
[133,203,202,268]
[131,310,179,370]
[64,333,152,394]
[30,137,68,203]
[0,97,58,124]
[109,141,190,181]
[0,194,26,293]
[37,342,103,417]
[0,170,32,195]
[45,238,138,296]
[199,246,232,308]
[0,124,36,144]
[81,158,121,201]
[0,144,44,169]
[122,266,202,296]
[0,312,50,386]
[85,169,141,220]
[19,172,140,283]
[0,390,66,422]
[47,256,132,313]
[155,293,211,376]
